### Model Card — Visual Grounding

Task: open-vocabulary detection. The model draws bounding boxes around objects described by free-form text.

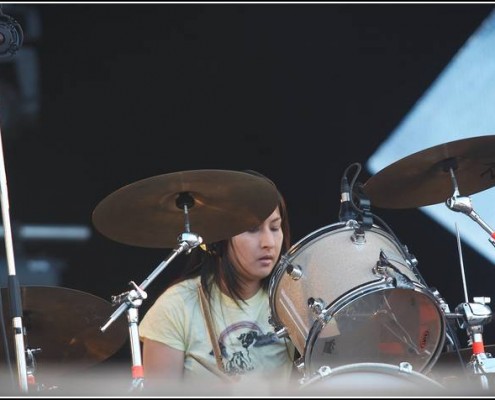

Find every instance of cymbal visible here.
[363,135,495,209]
[92,169,279,248]
[0,286,127,373]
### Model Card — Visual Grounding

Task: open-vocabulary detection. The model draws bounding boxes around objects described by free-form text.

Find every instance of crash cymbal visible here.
[92,169,279,248]
[0,286,127,372]
[363,135,495,209]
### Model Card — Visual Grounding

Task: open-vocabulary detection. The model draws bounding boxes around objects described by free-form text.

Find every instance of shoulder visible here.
[143,276,201,321]
[160,276,201,302]
[167,276,201,292]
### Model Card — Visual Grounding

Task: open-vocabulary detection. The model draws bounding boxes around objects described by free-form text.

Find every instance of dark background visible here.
[2,2,495,382]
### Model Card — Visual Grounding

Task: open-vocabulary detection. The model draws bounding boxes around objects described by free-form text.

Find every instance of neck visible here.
[240,282,262,300]
[219,280,262,301]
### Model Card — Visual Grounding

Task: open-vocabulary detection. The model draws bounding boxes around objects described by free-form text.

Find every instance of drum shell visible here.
[269,222,445,375]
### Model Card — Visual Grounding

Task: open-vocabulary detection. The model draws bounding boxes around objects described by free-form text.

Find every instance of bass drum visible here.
[269,222,445,377]
[299,362,445,396]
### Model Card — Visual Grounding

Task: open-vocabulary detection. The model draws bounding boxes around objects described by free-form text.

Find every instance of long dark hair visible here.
[171,170,290,307]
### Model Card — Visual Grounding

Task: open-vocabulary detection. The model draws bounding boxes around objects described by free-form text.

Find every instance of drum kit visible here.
[3,135,495,395]
[268,135,495,395]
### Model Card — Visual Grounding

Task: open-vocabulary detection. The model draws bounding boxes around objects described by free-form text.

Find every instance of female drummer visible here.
[138,171,296,395]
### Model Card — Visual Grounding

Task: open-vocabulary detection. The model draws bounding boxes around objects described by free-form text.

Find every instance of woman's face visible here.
[227,207,283,283]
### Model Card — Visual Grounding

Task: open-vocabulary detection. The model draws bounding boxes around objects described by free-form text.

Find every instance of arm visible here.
[142,338,185,391]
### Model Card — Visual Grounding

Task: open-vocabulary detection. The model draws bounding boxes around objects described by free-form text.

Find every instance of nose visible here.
[260,227,275,248]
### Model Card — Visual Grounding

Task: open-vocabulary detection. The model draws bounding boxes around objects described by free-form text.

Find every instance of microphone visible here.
[339,176,356,222]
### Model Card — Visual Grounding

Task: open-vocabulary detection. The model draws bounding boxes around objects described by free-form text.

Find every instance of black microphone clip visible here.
[339,176,356,222]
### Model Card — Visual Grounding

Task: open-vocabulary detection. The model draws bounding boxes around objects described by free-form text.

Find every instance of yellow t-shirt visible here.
[139,276,296,393]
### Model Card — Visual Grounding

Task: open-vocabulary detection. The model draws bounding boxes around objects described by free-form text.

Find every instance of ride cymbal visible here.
[363,135,495,209]
[0,286,127,370]
[92,169,279,248]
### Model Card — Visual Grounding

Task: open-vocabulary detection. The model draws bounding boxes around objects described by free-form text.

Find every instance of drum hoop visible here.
[302,362,445,388]
[303,281,446,375]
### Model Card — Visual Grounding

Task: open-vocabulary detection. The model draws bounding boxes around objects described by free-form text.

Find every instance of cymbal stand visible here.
[452,297,495,390]
[441,218,495,390]
[108,282,147,392]
[100,193,203,392]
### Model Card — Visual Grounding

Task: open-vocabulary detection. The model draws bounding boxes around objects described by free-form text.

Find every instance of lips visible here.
[258,256,274,267]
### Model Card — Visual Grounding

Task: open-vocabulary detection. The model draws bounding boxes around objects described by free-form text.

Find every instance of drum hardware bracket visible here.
[391,270,415,290]
[375,250,415,290]
[350,226,366,245]
[294,356,305,375]
[285,263,302,280]
[298,365,332,388]
[430,286,461,350]
[446,194,495,246]
[346,219,360,229]
[454,297,495,389]
[455,299,492,332]
[468,353,495,390]
[177,231,204,254]
[308,297,327,321]
[111,281,148,307]
[378,249,411,270]
[268,313,290,340]
[398,361,413,373]
[380,245,418,271]
[430,287,451,313]
[404,248,419,269]
[272,325,289,339]
[445,167,495,247]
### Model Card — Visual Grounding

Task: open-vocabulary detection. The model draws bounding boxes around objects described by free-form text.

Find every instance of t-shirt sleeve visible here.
[139,286,188,352]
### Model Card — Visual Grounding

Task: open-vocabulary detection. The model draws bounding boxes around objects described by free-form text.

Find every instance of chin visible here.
[258,266,274,279]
